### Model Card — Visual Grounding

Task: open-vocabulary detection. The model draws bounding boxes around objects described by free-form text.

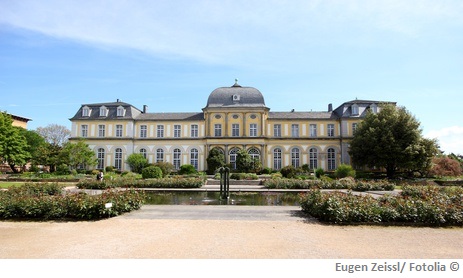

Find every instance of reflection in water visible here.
[144,191,300,206]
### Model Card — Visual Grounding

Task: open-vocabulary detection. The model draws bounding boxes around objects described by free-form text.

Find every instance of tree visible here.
[429,156,462,177]
[0,113,30,173]
[36,124,71,147]
[206,148,225,174]
[126,153,148,174]
[349,104,438,178]
[235,149,261,173]
[17,128,47,168]
[58,139,97,170]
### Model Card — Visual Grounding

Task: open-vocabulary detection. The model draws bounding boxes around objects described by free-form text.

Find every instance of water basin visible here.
[144,191,301,206]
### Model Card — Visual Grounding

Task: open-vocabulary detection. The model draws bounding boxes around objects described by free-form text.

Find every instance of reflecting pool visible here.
[144,191,301,206]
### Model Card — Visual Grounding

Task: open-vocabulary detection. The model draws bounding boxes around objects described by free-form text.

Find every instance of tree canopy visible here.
[58,139,97,170]
[36,124,71,147]
[349,104,439,178]
[0,113,30,172]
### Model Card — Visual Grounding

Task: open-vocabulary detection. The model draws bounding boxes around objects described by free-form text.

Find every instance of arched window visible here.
[173,148,181,170]
[291,147,300,168]
[229,147,240,170]
[190,148,199,170]
[156,149,164,162]
[309,148,318,169]
[97,148,105,169]
[248,148,260,161]
[115,148,122,170]
[273,148,282,170]
[140,148,147,159]
[328,148,336,170]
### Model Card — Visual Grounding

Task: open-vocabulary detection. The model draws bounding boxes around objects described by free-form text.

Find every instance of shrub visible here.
[230,173,258,180]
[261,167,273,174]
[56,164,71,175]
[280,165,297,178]
[153,162,174,177]
[335,164,356,178]
[299,185,463,226]
[0,184,144,220]
[142,166,163,179]
[429,156,462,177]
[126,154,149,174]
[105,166,115,172]
[178,164,198,175]
[315,168,325,178]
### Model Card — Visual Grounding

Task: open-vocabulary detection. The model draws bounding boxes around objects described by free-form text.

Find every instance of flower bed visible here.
[0,183,144,220]
[264,177,395,191]
[77,177,205,190]
[299,185,463,226]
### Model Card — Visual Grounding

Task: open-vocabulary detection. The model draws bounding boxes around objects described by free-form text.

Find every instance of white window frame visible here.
[190,148,199,170]
[273,148,282,170]
[81,125,88,137]
[214,124,222,137]
[249,123,257,137]
[274,124,281,137]
[140,125,147,138]
[115,148,122,170]
[99,106,108,117]
[291,124,299,137]
[98,125,105,137]
[157,125,164,138]
[309,148,318,169]
[327,124,335,137]
[191,124,198,138]
[310,124,317,137]
[328,148,336,170]
[174,125,181,138]
[291,147,300,168]
[116,124,123,138]
[232,124,240,137]
[156,149,164,162]
[173,148,181,170]
[97,148,105,169]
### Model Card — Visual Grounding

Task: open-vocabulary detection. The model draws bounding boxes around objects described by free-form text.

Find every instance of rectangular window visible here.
[232,124,240,137]
[115,125,123,137]
[274,124,281,138]
[98,125,105,137]
[140,125,147,138]
[310,124,317,137]
[249,124,257,137]
[214,124,222,137]
[117,107,125,117]
[157,125,164,138]
[327,124,335,137]
[191,124,198,138]
[82,107,90,117]
[291,124,299,137]
[81,125,88,137]
[99,107,107,117]
[174,125,181,138]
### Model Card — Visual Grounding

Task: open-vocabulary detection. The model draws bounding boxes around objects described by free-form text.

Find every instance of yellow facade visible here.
[70,83,391,172]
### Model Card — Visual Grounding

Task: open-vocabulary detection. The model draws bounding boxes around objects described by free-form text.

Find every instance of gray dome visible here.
[206,81,266,108]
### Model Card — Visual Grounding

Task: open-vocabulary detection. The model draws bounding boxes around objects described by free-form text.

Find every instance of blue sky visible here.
[1,0,462,154]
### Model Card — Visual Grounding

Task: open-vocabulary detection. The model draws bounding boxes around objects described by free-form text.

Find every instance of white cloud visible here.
[1,0,462,67]
[425,126,463,155]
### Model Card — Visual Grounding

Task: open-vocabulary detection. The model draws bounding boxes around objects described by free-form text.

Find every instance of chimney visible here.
[143,105,148,113]
[328,103,333,112]
[117,99,120,102]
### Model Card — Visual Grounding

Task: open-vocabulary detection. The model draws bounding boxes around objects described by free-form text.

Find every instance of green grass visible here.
[0,181,77,189]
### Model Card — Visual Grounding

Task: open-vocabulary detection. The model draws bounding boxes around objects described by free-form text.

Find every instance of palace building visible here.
[69,81,394,172]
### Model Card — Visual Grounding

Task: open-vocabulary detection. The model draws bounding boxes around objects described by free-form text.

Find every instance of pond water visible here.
[144,191,301,206]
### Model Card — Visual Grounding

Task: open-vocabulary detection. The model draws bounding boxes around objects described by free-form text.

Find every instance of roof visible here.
[69,100,142,120]
[205,81,267,108]
[269,111,334,120]
[136,112,204,121]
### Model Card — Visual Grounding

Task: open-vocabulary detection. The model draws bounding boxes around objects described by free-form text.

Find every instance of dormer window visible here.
[117,106,125,117]
[82,106,90,117]
[370,104,378,114]
[232,94,240,102]
[99,106,108,117]
[351,104,359,116]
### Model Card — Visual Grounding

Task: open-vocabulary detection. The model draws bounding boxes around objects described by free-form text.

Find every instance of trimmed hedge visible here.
[299,185,463,226]
[0,183,145,220]
[264,177,395,191]
[77,177,205,190]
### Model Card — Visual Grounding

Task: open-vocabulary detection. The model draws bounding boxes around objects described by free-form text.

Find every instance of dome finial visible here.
[232,79,241,87]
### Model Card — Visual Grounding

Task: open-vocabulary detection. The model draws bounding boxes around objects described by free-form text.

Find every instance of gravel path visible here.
[1,205,462,259]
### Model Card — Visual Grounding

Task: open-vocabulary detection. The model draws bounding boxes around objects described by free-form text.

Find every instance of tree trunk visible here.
[386,165,396,179]
[9,163,20,173]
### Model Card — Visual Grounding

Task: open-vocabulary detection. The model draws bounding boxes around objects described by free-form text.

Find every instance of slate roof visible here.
[268,111,334,120]
[136,112,204,121]
[69,101,142,121]
[205,82,267,108]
